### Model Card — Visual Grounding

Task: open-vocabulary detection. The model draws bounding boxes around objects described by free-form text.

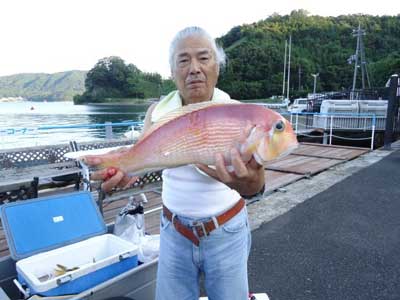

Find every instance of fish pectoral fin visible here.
[240,126,265,155]
[241,143,258,155]
[253,152,266,166]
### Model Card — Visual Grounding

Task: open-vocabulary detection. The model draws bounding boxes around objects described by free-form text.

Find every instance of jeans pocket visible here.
[222,210,246,233]
[160,213,171,230]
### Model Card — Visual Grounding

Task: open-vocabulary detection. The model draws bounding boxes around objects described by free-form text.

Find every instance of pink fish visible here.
[82,101,298,175]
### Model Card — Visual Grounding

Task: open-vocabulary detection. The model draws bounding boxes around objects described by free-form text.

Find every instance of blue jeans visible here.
[155,206,251,300]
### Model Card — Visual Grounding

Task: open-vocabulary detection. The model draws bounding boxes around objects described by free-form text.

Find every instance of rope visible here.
[296,133,324,138]
[296,133,372,140]
[329,135,372,141]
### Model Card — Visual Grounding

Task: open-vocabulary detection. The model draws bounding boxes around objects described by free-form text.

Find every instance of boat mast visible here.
[286,35,292,101]
[282,39,287,99]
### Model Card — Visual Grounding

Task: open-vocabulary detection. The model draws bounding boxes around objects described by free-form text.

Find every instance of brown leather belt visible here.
[162,198,245,246]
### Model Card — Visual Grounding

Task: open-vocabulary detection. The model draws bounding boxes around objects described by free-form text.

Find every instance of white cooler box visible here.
[1,191,139,297]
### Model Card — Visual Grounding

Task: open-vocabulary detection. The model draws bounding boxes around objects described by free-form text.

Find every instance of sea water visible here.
[0,101,148,150]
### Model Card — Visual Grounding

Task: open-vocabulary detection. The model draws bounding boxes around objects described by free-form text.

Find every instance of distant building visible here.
[0,96,26,102]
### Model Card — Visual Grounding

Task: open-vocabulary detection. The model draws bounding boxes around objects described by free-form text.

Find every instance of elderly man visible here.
[90,27,265,300]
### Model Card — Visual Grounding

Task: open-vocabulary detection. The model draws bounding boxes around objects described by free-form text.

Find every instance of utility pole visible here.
[351,23,371,92]
[311,73,319,94]
[286,35,292,101]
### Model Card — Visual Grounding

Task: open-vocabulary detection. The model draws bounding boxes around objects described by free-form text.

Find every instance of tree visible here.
[74,56,171,104]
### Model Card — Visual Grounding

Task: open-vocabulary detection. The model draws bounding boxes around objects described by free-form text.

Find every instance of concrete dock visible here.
[248,142,400,299]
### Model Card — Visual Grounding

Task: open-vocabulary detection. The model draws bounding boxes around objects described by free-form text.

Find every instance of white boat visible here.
[252,98,289,112]
[123,124,143,139]
[288,98,308,113]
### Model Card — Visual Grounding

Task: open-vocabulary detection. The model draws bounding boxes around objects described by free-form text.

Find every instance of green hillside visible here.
[0,70,87,101]
[217,11,400,99]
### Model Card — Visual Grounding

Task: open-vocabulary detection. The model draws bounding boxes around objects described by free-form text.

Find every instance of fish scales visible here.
[156,118,241,152]
[116,106,250,170]
[158,120,243,165]
[163,125,240,155]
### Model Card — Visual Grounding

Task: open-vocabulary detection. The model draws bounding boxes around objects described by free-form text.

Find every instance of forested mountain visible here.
[0,71,86,101]
[217,11,400,99]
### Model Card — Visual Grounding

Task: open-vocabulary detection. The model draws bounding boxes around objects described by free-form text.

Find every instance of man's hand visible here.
[196,150,264,196]
[196,122,265,196]
[84,148,138,193]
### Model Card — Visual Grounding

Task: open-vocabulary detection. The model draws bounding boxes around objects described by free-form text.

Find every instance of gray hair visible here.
[169,26,226,72]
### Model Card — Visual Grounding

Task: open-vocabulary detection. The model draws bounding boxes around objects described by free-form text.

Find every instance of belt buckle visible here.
[193,221,207,237]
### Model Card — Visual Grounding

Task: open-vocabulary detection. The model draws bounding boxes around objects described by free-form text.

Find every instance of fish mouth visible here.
[261,142,299,164]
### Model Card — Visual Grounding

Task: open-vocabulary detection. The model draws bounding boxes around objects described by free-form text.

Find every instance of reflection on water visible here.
[0,101,149,150]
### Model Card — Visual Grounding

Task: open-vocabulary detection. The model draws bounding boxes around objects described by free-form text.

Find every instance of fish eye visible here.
[275,120,285,132]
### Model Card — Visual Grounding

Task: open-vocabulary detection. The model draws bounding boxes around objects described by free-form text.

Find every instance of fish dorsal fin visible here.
[141,99,239,139]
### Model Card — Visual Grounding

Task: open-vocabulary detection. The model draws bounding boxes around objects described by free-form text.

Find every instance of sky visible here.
[0,0,398,79]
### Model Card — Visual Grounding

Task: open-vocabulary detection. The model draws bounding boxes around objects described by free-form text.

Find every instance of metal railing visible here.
[0,121,144,150]
[283,112,377,150]
[0,121,143,136]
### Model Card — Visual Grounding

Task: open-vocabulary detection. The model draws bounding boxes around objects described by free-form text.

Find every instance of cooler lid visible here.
[1,191,107,260]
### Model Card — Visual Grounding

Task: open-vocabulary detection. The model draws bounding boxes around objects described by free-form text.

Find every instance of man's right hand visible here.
[83,151,138,193]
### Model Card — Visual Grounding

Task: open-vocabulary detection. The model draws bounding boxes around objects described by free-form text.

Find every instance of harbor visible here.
[0,84,399,299]
[1,7,400,299]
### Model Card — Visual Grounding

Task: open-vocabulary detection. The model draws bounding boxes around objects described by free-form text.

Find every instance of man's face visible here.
[172,36,219,104]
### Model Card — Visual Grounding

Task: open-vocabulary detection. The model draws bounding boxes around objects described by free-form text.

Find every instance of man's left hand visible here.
[196,149,264,195]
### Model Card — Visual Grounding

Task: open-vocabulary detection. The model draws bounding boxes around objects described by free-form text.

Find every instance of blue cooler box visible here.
[1,191,139,297]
